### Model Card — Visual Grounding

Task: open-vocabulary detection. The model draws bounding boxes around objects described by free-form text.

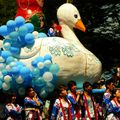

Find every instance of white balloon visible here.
[16,76,24,84]
[0,71,3,79]
[44,60,52,68]
[4,75,12,83]
[32,31,38,38]
[42,72,53,82]
[0,57,5,62]
[2,82,10,91]
[0,63,5,70]
[6,65,11,72]
[37,62,44,69]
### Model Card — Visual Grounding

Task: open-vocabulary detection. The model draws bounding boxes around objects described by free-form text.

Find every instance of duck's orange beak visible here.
[75,19,86,32]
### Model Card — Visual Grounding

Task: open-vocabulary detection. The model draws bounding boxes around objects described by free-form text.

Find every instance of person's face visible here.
[86,85,92,93]
[109,82,115,91]
[28,89,35,98]
[71,85,76,92]
[60,89,68,98]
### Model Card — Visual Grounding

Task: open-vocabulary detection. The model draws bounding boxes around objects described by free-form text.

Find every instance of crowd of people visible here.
[1,72,120,120]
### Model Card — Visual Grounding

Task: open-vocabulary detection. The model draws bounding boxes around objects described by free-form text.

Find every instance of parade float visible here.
[0,1,102,97]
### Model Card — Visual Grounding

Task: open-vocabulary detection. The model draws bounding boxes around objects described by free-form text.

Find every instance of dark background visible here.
[0,0,120,71]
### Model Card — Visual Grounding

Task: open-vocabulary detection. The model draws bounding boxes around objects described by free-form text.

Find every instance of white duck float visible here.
[1,3,102,88]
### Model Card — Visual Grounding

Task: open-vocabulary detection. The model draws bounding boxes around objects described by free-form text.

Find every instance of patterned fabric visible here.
[103,92,112,116]
[51,98,75,120]
[106,99,120,120]
[5,103,22,120]
[67,93,81,119]
[81,93,99,120]
[103,92,111,106]
[24,97,43,120]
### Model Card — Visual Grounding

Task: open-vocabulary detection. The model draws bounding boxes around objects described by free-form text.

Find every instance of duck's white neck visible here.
[60,22,85,48]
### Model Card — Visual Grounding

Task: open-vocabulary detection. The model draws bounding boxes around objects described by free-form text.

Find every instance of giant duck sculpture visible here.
[0,3,102,89]
[18,3,102,88]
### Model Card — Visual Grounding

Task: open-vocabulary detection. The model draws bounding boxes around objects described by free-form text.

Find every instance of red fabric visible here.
[55,25,62,31]
[15,0,42,19]
[59,98,72,120]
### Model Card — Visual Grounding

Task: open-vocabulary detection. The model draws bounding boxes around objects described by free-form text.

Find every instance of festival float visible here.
[0,0,102,97]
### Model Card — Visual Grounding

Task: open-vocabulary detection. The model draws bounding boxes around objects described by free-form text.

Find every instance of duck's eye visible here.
[74,14,78,18]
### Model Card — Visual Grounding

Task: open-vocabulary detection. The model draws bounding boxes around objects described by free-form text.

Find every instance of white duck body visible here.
[17,3,102,88]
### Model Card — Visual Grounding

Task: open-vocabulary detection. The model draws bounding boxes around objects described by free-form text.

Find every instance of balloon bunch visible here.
[0,16,47,55]
[0,51,59,98]
[0,16,59,98]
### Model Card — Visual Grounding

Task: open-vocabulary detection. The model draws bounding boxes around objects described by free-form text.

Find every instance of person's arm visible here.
[33,93,43,106]
[24,97,37,107]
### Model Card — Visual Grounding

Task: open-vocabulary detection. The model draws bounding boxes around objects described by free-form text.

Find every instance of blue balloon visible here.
[34,77,45,86]
[15,16,26,27]
[9,31,19,40]
[31,60,38,67]
[38,32,47,38]
[24,23,34,33]
[0,25,8,36]
[7,20,16,33]
[18,36,26,47]
[1,51,12,60]
[20,67,30,77]
[25,33,34,44]
[44,54,52,61]
[6,56,15,64]
[15,61,24,66]
[10,46,20,55]
[11,66,19,75]
[3,39,12,45]
[49,64,60,74]
[32,68,40,77]
[18,26,28,36]
[2,69,8,76]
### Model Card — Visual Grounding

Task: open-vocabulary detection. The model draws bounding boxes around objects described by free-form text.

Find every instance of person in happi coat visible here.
[106,88,120,120]
[51,84,75,120]
[5,93,22,120]
[24,86,43,120]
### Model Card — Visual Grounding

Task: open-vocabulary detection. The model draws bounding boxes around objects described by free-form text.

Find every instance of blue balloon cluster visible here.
[0,51,60,97]
[0,16,47,56]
